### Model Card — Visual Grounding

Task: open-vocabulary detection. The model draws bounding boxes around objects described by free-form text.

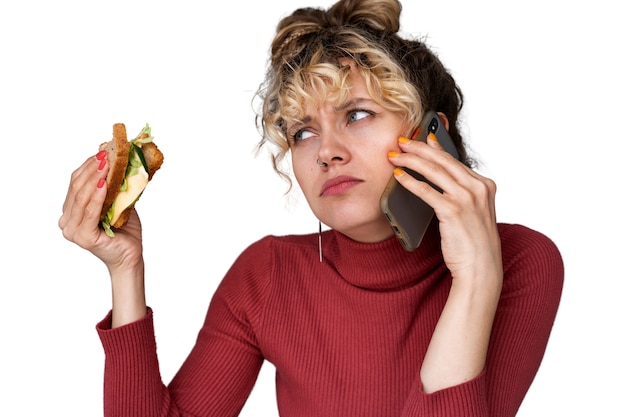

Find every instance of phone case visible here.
[380,111,459,251]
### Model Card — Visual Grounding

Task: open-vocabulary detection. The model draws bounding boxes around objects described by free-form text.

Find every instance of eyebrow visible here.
[333,97,375,112]
[293,97,377,126]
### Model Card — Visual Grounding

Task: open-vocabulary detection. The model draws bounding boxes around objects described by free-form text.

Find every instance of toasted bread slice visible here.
[99,123,131,221]
[141,141,164,180]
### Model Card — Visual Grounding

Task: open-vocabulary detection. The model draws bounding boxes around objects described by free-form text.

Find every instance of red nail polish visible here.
[97,178,106,189]
[96,150,107,161]
[98,158,106,170]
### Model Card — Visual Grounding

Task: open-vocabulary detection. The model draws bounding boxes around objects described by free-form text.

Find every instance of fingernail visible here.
[98,158,106,171]
[96,150,107,161]
[97,178,106,189]
[398,136,411,145]
[388,151,400,158]
[427,132,438,142]
[393,167,405,177]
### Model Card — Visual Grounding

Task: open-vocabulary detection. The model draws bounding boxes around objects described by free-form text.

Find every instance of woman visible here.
[59,0,563,415]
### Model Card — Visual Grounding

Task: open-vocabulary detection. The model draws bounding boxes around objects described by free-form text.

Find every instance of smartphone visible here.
[380,111,460,251]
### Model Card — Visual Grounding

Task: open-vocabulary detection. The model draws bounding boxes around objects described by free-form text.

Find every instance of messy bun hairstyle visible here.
[255,0,469,186]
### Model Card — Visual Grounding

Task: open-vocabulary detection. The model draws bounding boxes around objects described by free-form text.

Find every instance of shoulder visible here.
[237,233,319,264]
[497,223,564,300]
[222,233,318,284]
[498,223,563,267]
[211,233,319,318]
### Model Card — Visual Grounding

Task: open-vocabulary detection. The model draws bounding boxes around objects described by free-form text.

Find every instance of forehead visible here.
[278,57,383,128]
[305,60,369,106]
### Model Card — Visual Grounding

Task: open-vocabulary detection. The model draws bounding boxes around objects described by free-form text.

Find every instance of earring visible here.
[318,221,323,263]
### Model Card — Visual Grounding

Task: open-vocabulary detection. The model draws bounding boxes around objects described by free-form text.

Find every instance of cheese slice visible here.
[109,165,149,225]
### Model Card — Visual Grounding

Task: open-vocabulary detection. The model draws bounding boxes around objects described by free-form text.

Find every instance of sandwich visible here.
[99,123,164,237]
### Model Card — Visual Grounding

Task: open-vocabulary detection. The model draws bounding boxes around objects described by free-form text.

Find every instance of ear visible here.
[436,112,450,131]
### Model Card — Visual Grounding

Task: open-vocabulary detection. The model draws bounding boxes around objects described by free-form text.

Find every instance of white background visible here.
[1,0,624,416]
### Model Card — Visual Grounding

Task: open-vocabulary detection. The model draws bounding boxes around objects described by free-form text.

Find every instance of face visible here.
[288,59,409,243]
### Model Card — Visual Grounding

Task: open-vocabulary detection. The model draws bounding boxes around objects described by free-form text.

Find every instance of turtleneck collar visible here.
[323,221,445,291]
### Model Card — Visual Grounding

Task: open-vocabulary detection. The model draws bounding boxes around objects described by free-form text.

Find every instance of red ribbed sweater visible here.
[97,222,563,417]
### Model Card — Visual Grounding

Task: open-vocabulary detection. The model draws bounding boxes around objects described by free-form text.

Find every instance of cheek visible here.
[291,153,316,191]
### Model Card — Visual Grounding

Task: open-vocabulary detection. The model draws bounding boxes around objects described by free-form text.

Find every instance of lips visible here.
[320,175,364,196]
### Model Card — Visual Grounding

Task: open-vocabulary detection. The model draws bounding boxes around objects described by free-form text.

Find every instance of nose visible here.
[316,127,350,168]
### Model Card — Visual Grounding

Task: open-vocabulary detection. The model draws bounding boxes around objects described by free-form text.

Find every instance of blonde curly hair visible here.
[255,0,469,188]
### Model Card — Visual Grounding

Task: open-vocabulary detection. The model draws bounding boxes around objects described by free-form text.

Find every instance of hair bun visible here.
[271,0,402,66]
[271,8,327,63]
[327,0,401,34]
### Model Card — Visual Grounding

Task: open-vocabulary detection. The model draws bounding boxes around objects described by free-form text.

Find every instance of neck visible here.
[324,223,444,291]
[335,218,396,244]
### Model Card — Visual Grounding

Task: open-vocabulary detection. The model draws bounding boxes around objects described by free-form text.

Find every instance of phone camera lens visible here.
[428,118,438,133]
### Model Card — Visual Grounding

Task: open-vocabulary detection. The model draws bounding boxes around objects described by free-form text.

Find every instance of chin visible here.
[313,194,389,233]
[322,213,393,243]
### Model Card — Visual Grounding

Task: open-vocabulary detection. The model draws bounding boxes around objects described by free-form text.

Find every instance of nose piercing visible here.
[316,158,328,167]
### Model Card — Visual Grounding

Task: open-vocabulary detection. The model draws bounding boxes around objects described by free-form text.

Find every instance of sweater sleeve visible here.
[96,238,273,417]
[401,224,564,417]
[167,239,272,416]
[97,308,173,416]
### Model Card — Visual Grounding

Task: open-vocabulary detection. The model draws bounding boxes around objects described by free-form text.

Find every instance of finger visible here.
[396,136,481,194]
[393,138,459,193]
[426,132,445,150]
[391,165,447,211]
[390,139,497,216]
[61,157,92,216]
[59,154,108,241]
[61,152,108,213]
[62,184,108,247]
[425,132,491,186]
[392,161,497,232]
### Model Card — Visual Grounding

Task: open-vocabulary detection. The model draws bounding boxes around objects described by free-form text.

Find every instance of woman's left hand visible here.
[390,132,502,285]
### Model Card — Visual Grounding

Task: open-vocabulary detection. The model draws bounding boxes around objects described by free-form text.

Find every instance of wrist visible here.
[449,267,502,308]
[449,247,503,292]
[109,259,147,328]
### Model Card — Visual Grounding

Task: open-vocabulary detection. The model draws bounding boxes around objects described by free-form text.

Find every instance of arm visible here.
[484,225,564,416]
[392,132,502,394]
[391,137,563,416]
[61,153,267,416]
[420,267,501,393]
[98,238,270,416]
[399,227,563,417]
[59,151,147,327]
[97,304,265,417]
[109,258,147,328]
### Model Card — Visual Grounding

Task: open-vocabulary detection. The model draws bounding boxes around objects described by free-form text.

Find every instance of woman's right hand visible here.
[59,152,147,327]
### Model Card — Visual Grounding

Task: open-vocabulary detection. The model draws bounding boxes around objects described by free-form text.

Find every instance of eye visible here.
[291,128,315,144]
[348,109,373,124]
